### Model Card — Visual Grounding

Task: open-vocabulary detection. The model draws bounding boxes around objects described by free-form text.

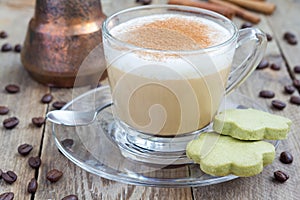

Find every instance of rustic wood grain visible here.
[265,0,300,80]
[0,2,48,199]
[1,0,300,199]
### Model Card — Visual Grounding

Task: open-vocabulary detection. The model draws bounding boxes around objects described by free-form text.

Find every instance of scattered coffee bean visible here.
[290,96,300,105]
[271,100,286,110]
[266,33,272,42]
[274,170,289,183]
[141,0,152,5]
[52,101,67,110]
[284,85,296,94]
[0,192,14,200]
[259,90,275,98]
[61,138,74,148]
[5,84,20,94]
[32,117,45,127]
[0,106,9,115]
[136,0,152,5]
[284,32,295,40]
[41,93,53,104]
[270,63,281,71]
[28,156,41,169]
[18,144,33,156]
[27,178,38,194]
[256,59,269,70]
[2,171,17,184]
[241,22,253,29]
[14,44,21,53]
[280,151,293,164]
[61,194,79,200]
[0,31,8,39]
[293,79,300,89]
[283,32,298,45]
[1,43,12,52]
[3,117,19,129]
[46,169,63,183]
[294,65,300,73]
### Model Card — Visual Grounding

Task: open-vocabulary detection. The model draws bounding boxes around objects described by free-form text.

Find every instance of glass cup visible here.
[102,5,267,164]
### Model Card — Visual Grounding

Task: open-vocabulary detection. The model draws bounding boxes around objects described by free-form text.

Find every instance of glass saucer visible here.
[52,86,279,187]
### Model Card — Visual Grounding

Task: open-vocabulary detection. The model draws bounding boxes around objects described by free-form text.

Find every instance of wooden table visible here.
[1,0,300,199]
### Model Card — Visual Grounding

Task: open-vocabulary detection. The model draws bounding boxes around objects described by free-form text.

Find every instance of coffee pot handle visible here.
[226,28,267,94]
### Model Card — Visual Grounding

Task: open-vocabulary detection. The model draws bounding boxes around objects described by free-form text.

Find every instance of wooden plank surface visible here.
[265,0,300,79]
[1,0,300,199]
[0,2,48,199]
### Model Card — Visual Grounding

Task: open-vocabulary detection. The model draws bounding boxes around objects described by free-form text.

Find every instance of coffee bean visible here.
[14,44,21,53]
[283,32,298,45]
[266,33,272,42]
[293,79,300,89]
[0,31,8,39]
[32,117,45,127]
[256,59,269,70]
[290,96,300,105]
[5,84,20,94]
[28,156,41,169]
[274,170,289,183]
[2,171,17,184]
[0,169,2,179]
[18,144,33,156]
[284,32,295,40]
[0,192,14,200]
[259,90,275,98]
[27,178,38,194]
[141,0,152,5]
[271,100,286,110]
[46,169,63,183]
[1,43,12,52]
[270,63,281,71]
[61,139,74,148]
[280,151,293,164]
[294,65,300,73]
[3,117,19,129]
[241,22,253,29]
[52,101,67,110]
[41,93,53,104]
[284,85,296,94]
[0,106,9,115]
[61,194,79,200]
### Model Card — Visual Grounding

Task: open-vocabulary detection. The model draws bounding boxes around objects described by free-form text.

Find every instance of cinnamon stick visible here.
[209,0,260,24]
[223,0,276,15]
[168,0,235,19]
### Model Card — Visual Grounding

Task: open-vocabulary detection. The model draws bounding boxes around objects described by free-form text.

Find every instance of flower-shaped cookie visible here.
[213,109,292,140]
[186,132,275,177]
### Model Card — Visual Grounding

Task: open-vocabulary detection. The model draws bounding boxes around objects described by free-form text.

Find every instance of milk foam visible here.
[110,14,230,47]
[104,14,235,79]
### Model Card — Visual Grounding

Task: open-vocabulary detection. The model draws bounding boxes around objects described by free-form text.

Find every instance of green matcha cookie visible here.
[213,108,292,140]
[186,132,275,177]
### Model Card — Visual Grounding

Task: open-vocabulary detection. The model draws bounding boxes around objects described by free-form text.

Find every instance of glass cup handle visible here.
[226,28,267,94]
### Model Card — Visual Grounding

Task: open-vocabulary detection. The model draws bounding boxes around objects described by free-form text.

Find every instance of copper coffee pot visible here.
[21,0,107,88]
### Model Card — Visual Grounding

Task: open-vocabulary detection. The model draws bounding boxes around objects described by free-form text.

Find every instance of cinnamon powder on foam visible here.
[119,17,217,51]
